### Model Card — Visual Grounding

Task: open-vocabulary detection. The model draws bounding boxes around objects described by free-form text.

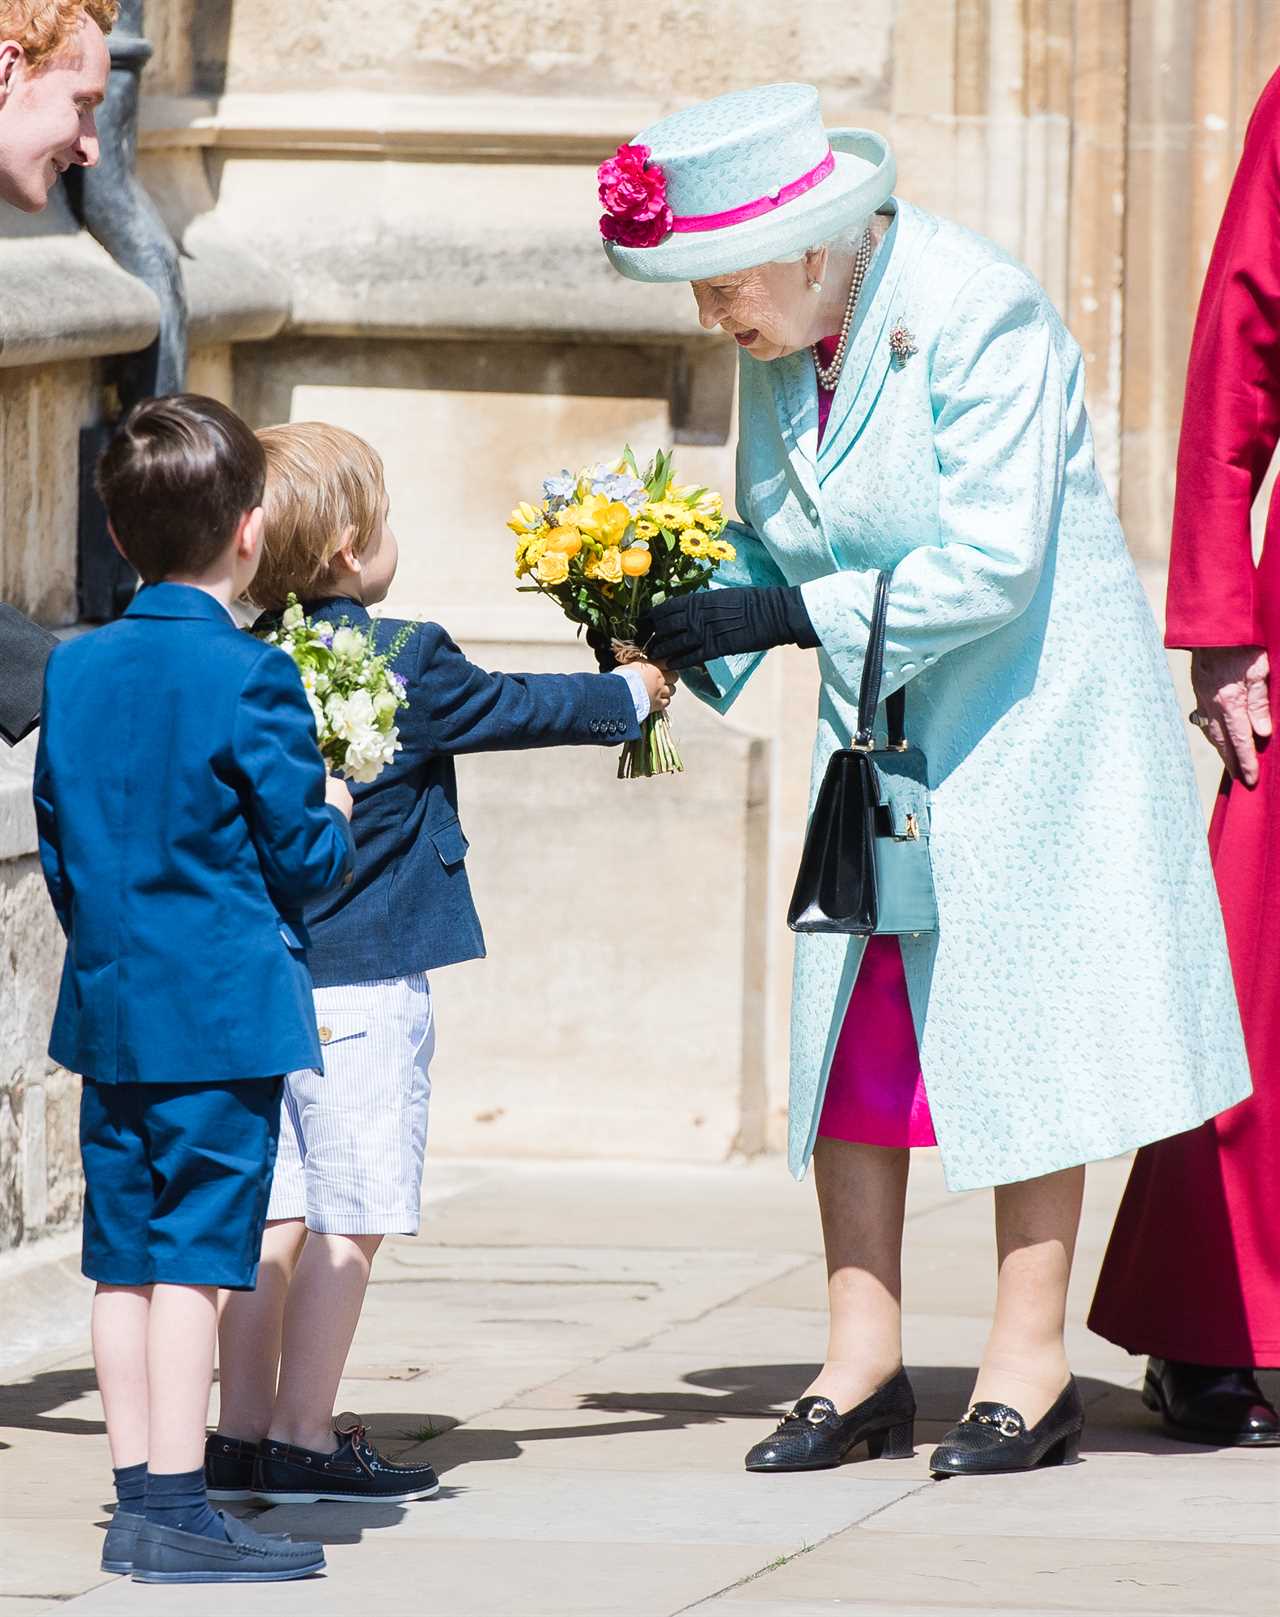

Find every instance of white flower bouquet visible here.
[258,596,411,783]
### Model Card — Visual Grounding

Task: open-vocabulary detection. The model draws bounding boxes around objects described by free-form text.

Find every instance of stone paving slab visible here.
[1,1155,1275,1617]
[713,1606,1228,1617]
[856,1454,1277,1543]
[706,1533,1278,1615]
[53,1540,783,1616]
[262,1464,917,1548]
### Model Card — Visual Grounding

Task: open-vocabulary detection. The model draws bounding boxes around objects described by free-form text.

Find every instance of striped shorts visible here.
[266,973,434,1236]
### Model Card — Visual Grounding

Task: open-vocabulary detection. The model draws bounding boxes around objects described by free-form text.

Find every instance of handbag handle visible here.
[854,571,906,750]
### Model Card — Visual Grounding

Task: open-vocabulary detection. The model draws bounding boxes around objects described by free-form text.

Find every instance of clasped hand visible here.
[1191,646,1271,787]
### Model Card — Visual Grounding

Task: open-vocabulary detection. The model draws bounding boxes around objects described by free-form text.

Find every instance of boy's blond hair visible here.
[252,422,387,613]
[1,1,118,67]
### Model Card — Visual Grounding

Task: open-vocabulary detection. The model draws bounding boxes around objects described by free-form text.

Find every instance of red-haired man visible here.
[0,2,113,745]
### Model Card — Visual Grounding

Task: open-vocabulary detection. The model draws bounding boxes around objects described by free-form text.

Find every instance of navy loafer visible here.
[101,1512,143,1575]
[131,1512,324,1584]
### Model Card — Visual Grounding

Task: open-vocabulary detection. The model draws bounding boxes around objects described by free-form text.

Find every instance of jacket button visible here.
[318,1026,333,1044]
[808,505,818,521]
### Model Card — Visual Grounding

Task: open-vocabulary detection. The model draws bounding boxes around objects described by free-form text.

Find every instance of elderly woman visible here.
[598,83,1252,1477]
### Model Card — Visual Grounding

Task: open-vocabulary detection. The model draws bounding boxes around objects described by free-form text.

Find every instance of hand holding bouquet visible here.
[258,597,411,784]
[509,448,736,777]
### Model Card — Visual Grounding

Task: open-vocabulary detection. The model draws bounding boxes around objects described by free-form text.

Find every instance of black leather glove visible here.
[639,585,819,671]
[0,603,57,746]
[584,626,617,671]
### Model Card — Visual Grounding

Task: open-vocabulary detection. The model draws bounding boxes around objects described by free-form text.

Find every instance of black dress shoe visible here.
[205,1432,260,1500]
[744,1369,916,1472]
[1143,1358,1280,1447]
[929,1378,1084,1477]
[255,1413,440,1504]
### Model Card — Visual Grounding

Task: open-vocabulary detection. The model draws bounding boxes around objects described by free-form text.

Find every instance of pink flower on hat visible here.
[598,143,673,248]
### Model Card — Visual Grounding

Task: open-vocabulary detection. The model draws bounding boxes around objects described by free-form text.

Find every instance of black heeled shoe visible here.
[744,1369,917,1472]
[929,1378,1084,1477]
[1143,1357,1280,1447]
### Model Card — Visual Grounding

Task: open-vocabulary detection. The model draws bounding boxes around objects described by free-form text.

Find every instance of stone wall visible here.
[3,0,1279,1248]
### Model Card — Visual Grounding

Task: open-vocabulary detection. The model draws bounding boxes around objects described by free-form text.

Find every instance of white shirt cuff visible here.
[612,666,651,722]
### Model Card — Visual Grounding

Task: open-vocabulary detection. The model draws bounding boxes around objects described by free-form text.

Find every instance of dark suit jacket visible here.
[0,603,57,746]
[288,598,639,987]
[33,583,354,1085]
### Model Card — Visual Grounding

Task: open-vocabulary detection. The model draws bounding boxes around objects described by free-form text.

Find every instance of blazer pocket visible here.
[429,816,469,868]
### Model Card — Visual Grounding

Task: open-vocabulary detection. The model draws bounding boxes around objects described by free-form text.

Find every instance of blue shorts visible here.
[80,1078,283,1290]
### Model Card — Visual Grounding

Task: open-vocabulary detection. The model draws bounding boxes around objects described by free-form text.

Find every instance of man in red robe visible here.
[1089,69,1280,1446]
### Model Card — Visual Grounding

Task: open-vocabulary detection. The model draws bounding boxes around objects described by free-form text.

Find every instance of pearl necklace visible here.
[811,226,875,391]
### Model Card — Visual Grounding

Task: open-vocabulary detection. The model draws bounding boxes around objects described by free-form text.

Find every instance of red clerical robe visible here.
[1089,69,1280,1366]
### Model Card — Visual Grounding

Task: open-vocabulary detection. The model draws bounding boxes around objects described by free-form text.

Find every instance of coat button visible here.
[318,1026,333,1044]
[808,505,818,521]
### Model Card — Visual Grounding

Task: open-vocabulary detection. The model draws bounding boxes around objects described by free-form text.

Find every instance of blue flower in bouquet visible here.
[542,469,578,512]
[589,466,648,514]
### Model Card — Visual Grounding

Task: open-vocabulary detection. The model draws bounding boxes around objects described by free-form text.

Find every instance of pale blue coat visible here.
[685,199,1252,1192]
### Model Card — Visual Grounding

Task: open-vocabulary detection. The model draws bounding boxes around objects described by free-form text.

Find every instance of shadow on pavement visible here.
[410,1363,1276,1472]
[0,1364,102,1437]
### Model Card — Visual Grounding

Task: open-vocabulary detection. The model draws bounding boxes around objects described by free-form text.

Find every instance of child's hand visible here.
[635,659,676,716]
[325,775,354,820]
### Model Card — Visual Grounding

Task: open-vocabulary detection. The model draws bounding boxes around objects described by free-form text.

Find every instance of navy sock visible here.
[112,1462,147,1518]
[143,1468,228,1541]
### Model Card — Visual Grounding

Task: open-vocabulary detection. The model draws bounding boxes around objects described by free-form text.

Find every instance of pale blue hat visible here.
[601,82,895,284]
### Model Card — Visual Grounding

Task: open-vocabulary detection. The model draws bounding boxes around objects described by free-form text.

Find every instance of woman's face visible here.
[690,256,820,361]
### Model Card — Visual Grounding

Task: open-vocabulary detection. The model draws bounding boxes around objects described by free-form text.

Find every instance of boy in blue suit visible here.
[209,422,671,1506]
[33,396,355,1584]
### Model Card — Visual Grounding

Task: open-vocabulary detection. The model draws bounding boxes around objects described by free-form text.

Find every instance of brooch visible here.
[889,324,918,365]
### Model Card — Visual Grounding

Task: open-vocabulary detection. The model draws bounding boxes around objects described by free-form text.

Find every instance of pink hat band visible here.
[670,148,835,235]
[597,141,839,251]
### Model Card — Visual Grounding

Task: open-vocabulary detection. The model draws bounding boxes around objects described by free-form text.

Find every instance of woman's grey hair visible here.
[773,220,872,265]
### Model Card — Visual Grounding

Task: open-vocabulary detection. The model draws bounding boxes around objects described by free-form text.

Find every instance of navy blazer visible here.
[33,584,354,1085]
[285,598,639,987]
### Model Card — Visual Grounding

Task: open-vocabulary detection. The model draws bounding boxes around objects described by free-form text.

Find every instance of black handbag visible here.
[0,603,57,747]
[787,572,939,937]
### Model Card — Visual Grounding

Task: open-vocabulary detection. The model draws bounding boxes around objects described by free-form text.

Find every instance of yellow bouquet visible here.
[509,447,735,777]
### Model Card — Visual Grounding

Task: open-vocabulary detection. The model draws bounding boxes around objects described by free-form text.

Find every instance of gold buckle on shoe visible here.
[962,1406,1022,1438]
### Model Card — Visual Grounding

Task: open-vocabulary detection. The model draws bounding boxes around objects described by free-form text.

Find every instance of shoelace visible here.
[334,1417,378,1476]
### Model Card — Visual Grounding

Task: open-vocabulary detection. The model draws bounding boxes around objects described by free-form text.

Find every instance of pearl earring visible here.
[808,279,823,293]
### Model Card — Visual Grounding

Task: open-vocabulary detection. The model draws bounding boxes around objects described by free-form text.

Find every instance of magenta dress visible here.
[812,337,936,1150]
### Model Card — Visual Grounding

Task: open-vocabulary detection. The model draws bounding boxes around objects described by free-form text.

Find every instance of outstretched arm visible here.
[403,623,646,757]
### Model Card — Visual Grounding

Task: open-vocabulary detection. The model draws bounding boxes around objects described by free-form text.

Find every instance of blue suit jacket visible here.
[284,599,639,987]
[33,584,354,1085]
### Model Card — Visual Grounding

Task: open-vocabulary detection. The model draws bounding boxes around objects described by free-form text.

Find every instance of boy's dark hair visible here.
[96,394,267,584]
